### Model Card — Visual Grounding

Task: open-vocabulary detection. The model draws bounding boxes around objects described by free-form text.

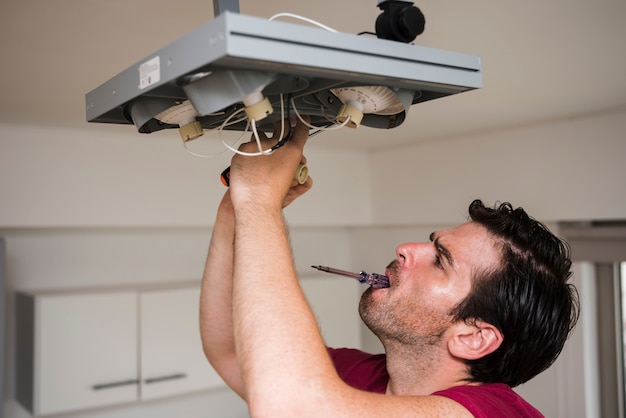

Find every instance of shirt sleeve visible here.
[433,384,545,418]
[327,347,389,394]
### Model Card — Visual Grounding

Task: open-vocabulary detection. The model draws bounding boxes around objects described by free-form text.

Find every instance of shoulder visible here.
[327,347,388,394]
[433,383,544,418]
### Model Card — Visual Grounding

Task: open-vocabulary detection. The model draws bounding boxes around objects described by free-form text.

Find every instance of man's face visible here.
[359,222,501,347]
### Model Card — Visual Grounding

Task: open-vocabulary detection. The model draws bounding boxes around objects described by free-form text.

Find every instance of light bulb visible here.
[154,100,203,142]
[331,86,404,128]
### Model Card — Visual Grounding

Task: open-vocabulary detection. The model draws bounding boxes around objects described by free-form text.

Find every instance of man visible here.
[200,118,579,417]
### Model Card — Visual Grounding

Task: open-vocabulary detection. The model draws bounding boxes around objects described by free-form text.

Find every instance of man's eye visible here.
[434,254,443,269]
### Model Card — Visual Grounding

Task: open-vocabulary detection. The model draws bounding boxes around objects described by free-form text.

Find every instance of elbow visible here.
[199,328,236,372]
[200,343,245,398]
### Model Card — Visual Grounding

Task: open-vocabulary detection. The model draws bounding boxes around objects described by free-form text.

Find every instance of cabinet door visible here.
[36,291,138,415]
[139,287,224,400]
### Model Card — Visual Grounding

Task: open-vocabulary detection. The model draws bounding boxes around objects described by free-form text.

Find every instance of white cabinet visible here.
[16,291,139,416]
[140,287,224,400]
[16,285,223,416]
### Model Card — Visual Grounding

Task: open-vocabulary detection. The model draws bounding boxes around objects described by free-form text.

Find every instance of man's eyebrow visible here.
[429,232,455,268]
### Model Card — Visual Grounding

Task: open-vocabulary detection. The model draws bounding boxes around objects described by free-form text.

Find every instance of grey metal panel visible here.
[221,13,481,78]
[85,12,481,133]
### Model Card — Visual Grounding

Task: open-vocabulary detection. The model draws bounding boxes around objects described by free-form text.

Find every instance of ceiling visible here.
[1,0,625,150]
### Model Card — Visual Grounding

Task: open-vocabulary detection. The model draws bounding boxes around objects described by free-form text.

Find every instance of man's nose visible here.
[396,242,431,269]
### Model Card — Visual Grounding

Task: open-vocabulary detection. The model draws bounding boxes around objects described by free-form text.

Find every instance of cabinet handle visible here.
[144,373,187,384]
[92,379,139,391]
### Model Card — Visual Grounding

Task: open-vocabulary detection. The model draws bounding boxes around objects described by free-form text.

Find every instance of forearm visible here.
[227,119,348,415]
[231,202,339,414]
[199,193,244,396]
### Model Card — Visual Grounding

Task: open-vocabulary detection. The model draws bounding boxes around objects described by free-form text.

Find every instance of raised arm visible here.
[199,190,244,395]
[199,121,313,398]
[228,120,333,413]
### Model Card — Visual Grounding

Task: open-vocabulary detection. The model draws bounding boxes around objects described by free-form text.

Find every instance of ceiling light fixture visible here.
[331,86,405,129]
[85,1,481,141]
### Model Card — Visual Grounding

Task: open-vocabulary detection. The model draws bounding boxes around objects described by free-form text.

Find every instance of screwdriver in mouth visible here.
[311,265,390,288]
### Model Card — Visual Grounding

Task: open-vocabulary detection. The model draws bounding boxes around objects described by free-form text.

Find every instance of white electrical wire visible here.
[291,98,351,131]
[184,88,352,159]
[223,117,275,157]
[268,13,339,33]
[182,140,229,158]
[182,108,249,158]
[221,119,271,157]
[221,95,287,157]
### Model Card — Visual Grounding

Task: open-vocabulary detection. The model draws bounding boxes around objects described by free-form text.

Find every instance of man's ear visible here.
[448,320,503,360]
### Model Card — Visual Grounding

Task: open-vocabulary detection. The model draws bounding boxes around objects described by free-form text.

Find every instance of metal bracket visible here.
[213,0,239,16]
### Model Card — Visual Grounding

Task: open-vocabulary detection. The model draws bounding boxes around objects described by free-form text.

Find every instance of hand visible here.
[283,156,313,208]
[219,167,312,219]
[228,118,311,210]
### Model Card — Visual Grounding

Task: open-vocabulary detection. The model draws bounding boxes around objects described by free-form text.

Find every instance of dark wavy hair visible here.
[449,200,580,387]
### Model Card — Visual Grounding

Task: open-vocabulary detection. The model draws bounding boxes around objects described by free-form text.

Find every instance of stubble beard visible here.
[358,287,450,349]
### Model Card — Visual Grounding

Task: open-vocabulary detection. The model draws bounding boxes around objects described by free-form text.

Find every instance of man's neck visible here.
[383,341,472,396]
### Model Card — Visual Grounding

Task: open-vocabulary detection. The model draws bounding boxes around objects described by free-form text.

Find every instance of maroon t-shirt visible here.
[328,347,544,418]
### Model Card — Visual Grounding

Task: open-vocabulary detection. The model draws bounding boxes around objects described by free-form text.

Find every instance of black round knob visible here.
[376,1,425,43]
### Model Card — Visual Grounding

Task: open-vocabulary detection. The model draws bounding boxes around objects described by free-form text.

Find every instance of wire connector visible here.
[179,121,204,142]
[243,92,273,121]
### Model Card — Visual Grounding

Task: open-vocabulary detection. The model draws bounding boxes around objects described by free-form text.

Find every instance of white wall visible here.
[0,123,372,228]
[370,107,626,225]
[2,107,625,417]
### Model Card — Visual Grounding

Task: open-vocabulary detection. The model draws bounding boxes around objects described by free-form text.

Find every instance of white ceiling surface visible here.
[1,0,625,150]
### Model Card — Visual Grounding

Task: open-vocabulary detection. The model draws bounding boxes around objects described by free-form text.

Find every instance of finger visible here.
[290,118,310,149]
[294,175,313,193]
[283,176,313,208]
